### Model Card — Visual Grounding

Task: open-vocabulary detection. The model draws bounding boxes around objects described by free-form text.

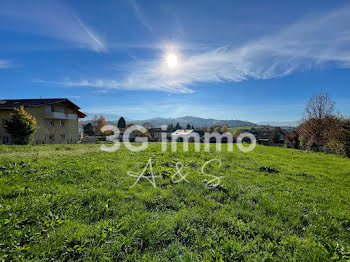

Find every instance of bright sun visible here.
[166,53,178,69]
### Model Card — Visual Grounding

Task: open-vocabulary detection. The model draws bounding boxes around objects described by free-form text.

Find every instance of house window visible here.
[49,120,54,127]
[2,136,9,144]
[60,120,64,127]
[60,134,65,140]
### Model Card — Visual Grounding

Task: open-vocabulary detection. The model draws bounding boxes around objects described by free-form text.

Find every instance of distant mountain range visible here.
[257,121,298,127]
[123,116,256,128]
[83,113,297,128]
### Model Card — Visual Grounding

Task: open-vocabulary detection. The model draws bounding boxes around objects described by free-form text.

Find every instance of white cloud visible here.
[37,6,350,93]
[0,0,106,52]
[0,60,13,69]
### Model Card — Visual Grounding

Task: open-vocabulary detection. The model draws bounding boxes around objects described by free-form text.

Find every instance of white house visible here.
[171,129,195,142]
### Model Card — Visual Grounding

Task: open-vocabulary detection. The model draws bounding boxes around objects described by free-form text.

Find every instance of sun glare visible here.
[166,53,178,69]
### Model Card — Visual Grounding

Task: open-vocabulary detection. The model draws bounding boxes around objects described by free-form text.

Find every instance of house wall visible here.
[0,109,12,144]
[0,103,79,145]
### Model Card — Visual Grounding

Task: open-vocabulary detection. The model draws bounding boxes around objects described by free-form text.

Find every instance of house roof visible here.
[172,129,194,136]
[0,98,86,118]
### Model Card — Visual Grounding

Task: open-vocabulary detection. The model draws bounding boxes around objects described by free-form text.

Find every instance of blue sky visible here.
[1,0,350,123]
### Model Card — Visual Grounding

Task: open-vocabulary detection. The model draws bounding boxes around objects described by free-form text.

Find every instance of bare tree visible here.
[304,92,335,120]
[299,93,336,150]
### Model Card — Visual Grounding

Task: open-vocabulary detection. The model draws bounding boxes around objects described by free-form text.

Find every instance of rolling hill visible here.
[129,116,257,128]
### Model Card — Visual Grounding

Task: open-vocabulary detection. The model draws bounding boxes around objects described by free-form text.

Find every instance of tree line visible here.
[3,93,350,158]
[82,115,107,136]
[285,93,350,157]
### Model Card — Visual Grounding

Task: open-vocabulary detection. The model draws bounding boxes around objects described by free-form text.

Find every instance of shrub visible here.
[299,115,350,157]
[298,118,326,151]
[5,106,37,145]
[285,131,300,149]
[326,118,350,157]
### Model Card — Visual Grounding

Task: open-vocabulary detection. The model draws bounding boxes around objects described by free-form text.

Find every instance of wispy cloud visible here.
[34,79,108,88]
[128,0,154,34]
[116,6,350,93]
[34,77,193,94]
[0,0,106,52]
[0,59,13,69]
[38,6,350,93]
[75,17,106,52]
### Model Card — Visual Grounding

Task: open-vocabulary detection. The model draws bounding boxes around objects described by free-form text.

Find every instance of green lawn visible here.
[0,143,350,261]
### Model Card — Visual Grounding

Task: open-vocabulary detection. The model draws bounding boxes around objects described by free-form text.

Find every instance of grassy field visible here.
[0,143,350,261]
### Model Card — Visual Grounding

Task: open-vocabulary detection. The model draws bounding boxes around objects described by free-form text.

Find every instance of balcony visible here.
[44,112,77,120]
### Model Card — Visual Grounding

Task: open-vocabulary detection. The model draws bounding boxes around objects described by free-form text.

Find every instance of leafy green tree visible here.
[214,126,221,132]
[137,131,152,141]
[221,125,228,133]
[83,123,95,136]
[233,130,241,137]
[5,106,37,144]
[271,127,282,144]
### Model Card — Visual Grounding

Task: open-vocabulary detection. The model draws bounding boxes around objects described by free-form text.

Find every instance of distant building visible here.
[255,128,285,144]
[171,129,195,142]
[0,98,86,144]
[149,127,162,141]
